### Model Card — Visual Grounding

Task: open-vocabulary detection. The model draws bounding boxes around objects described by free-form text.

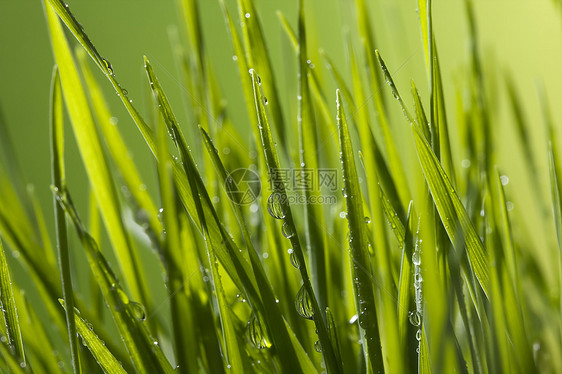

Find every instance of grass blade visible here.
[59,300,126,374]
[50,65,80,374]
[336,89,384,373]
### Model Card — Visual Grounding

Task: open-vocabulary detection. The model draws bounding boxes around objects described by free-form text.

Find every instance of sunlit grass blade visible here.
[336,89,384,373]
[238,0,286,147]
[0,238,25,366]
[59,300,126,374]
[44,0,149,306]
[53,188,173,373]
[397,202,414,343]
[412,123,489,296]
[76,49,162,237]
[49,65,80,374]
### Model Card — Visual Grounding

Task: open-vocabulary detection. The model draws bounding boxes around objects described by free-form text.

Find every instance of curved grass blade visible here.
[336,89,384,373]
[59,300,126,374]
[53,188,173,374]
[250,69,339,373]
[397,202,414,342]
[200,126,318,373]
[50,65,80,374]
[0,238,25,366]
[76,49,162,237]
[411,124,489,296]
[44,0,149,306]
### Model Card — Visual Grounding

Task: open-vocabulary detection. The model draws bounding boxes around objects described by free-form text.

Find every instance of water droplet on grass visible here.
[102,58,113,75]
[314,340,322,353]
[130,301,146,321]
[281,222,295,239]
[295,285,314,320]
[267,193,284,219]
[364,216,371,224]
[246,315,271,349]
[416,329,421,341]
[245,12,251,18]
[290,251,300,269]
[408,311,421,326]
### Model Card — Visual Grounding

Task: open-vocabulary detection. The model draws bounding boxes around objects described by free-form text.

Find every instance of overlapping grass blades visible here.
[0,0,559,372]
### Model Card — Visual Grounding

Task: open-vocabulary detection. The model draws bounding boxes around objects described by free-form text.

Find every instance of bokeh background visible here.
[1,0,562,330]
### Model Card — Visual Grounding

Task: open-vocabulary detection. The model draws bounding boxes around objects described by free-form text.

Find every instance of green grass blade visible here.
[50,65,81,374]
[200,126,318,373]
[411,124,489,296]
[250,68,339,373]
[238,0,286,147]
[76,49,162,237]
[59,300,126,374]
[0,238,25,366]
[44,0,149,306]
[53,188,173,373]
[336,89,384,373]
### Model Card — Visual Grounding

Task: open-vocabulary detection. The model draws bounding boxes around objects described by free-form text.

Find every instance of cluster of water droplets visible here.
[410,229,423,353]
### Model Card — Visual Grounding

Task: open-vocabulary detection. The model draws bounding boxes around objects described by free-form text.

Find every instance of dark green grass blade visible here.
[146,56,243,373]
[0,238,25,366]
[200,126,318,373]
[44,0,149,306]
[412,123,489,296]
[60,300,126,374]
[297,0,328,311]
[336,90,384,373]
[250,68,338,373]
[50,65,81,374]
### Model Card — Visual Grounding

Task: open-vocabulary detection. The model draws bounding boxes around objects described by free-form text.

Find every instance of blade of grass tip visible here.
[50,65,81,374]
[76,49,162,237]
[0,238,25,367]
[53,188,174,374]
[200,126,318,373]
[144,55,260,293]
[59,300,127,374]
[16,289,62,374]
[250,69,339,373]
[238,0,287,148]
[411,122,489,297]
[146,57,244,372]
[44,1,149,307]
[411,80,431,146]
[59,299,126,374]
[337,89,384,373]
[297,0,328,311]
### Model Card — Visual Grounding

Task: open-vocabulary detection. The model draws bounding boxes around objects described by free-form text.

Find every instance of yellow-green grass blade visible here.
[0,238,25,366]
[297,0,328,310]
[60,300,126,374]
[250,68,339,373]
[397,202,414,345]
[336,89,384,373]
[44,1,149,306]
[411,123,489,296]
[411,80,431,145]
[201,126,318,373]
[50,65,81,374]
[26,185,56,270]
[76,49,162,237]
[238,0,286,148]
[53,188,173,374]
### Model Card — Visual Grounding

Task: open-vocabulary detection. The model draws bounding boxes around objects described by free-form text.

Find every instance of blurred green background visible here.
[1,0,562,298]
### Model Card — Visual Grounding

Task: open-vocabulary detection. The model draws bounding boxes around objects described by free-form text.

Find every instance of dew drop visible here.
[314,340,322,353]
[416,329,422,341]
[246,315,271,349]
[102,58,113,75]
[267,193,285,219]
[232,55,238,61]
[364,216,371,224]
[339,211,347,219]
[290,250,300,269]
[281,222,295,239]
[130,301,146,321]
[295,285,314,320]
[245,12,251,18]
[500,175,509,186]
[408,311,421,327]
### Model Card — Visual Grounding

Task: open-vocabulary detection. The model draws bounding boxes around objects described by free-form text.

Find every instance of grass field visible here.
[0,0,561,372]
